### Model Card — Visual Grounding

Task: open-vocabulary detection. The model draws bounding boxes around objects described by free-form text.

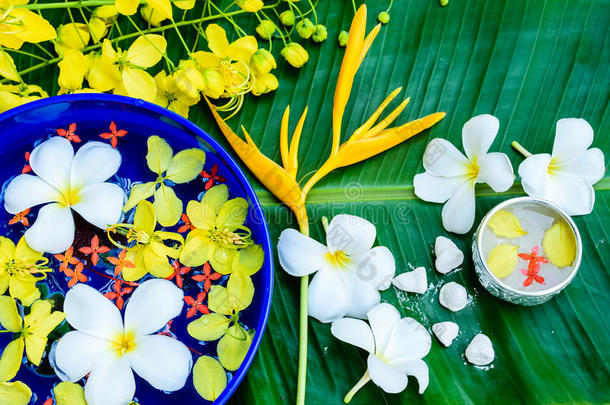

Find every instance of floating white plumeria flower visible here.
[53,279,192,405]
[331,303,431,402]
[516,118,605,215]
[414,115,514,234]
[3,137,125,253]
[277,214,395,323]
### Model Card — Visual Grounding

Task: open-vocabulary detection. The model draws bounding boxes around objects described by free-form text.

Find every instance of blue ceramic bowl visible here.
[0,94,273,405]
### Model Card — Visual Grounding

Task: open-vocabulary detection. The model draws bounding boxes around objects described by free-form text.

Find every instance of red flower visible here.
[8,208,30,226]
[177,213,195,233]
[54,247,79,273]
[56,123,81,142]
[520,266,545,287]
[518,245,548,272]
[104,280,133,310]
[65,262,87,287]
[22,151,31,174]
[43,398,54,405]
[165,260,191,288]
[191,262,222,292]
[184,292,209,318]
[201,164,225,190]
[79,235,111,266]
[99,121,127,148]
[107,249,135,276]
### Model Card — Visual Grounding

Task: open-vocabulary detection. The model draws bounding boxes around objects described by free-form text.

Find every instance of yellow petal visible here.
[122,67,157,102]
[187,313,230,341]
[9,276,40,306]
[0,50,19,82]
[165,148,206,184]
[26,300,64,336]
[146,135,173,174]
[0,274,8,295]
[14,236,42,266]
[151,231,183,258]
[0,338,24,382]
[0,33,24,50]
[0,296,22,332]
[179,229,213,267]
[115,0,139,15]
[134,200,156,235]
[192,51,221,69]
[174,0,195,9]
[216,198,248,232]
[207,285,232,316]
[233,244,264,276]
[201,184,229,215]
[123,181,157,212]
[56,23,90,51]
[227,272,254,312]
[101,38,118,60]
[227,36,257,62]
[0,237,15,264]
[542,221,577,268]
[88,17,108,43]
[53,381,87,405]
[146,0,172,20]
[488,210,527,239]
[142,246,173,277]
[153,184,183,227]
[86,58,121,92]
[127,34,166,68]
[122,248,148,281]
[0,380,32,405]
[13,9,56,44]
[279,106,290,169]
[186,200,215,230]
[209,246,235,275]
[58,49,88,91]
[140,4,168,27]
[217,324,252,371]
[205,24,230,59]
[24,335,45,366]
[192,356,227,402]
[487,243,519,278]
[351,87,402,141]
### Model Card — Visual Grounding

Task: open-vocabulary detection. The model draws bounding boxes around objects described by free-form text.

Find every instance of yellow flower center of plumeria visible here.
[112,331,137,355]
[58,188,81,207]
[548,157,560,175]
[465,160,480,183]
[325,250,351,268]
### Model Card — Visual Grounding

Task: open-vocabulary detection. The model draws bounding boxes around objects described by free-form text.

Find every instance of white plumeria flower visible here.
[277,214,395,323]
[331,303,431,402]
[3,137,125,253]
[53,279,192,405]
[518,118,605,215]
[414,114,514,234]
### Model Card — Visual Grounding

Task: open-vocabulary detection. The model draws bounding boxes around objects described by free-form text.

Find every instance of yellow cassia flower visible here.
[0,380,31,405]
[0,48,19,82]
[54,22,89,55]
[153,70,199,118]
[0,0,56,49]
[58,49,89,94]
[109,200,184,281]
[0,236,50,306]
[0,82,46,112]
[179,184,251,272]
[87,35,166,101]
[122,135,205,227]
[0,297,65,382]
[236,0,263,12]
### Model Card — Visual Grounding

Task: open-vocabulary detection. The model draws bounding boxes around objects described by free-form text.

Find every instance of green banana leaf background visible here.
[16,0,610,403]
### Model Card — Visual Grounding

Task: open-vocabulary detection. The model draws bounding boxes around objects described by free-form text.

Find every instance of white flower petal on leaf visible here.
[518,153,551,197]
[545,172,595,216]
[413,173,464,203]
[351,246,395,290]
[327,214,376,255]
[25,203,75,254]
[422,138,469,177]
[552,118,594,163]
[63,284,124,340]
[367,303,400,355]
[29,136,74,191]
[277,228,328,277]
[462,114,499,160]
[72,183,125,229]
[343,273,381,319]
[367,353,408,393]
[560,148,605,184]
[54,331,112,382]
[330,318,374,353]
[477,152,514,192]
[70,141,122,189]
[307,269,350,323]
[388,358,429,394]
[383,318,432,361]
[3,174,62,214]
[84,352,135,405]
[440,180,475,235]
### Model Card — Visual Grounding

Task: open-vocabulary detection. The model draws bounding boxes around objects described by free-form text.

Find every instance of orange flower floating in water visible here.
[185,291,209,317]
[177,213,195,233]
[21,152,31,174]
[56,122,80,142]
[165,260,191,289]
[54,246,79,273]
[201,163,225,190]
[519,246,547,287]
[191,262,222,292]
[104,279,133,310]
[8,208,29,226]
[99,121,127,148]
[78,235,110,266]
[64,261,87,287]
[107,249,135,276]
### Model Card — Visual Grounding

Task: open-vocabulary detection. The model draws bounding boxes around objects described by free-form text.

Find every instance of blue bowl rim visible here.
[0,93,274,405]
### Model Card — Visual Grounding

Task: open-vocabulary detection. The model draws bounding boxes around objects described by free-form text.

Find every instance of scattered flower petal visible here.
[542,221,577,268]
[488,210,527,239]
[487,243,519,278]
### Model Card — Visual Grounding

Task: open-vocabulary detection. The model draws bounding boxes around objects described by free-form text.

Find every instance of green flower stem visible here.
[306,0,318,25]
[296,218,310,405]
[343,371,371,403]
[19,0,119,9]
[511,141,533,158]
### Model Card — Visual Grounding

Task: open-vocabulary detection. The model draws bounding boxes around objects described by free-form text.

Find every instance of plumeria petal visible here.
[422,138,469,177]
[327,214,375,255]
[29,137,74,192]
[518,153,551,197]
[441,180,475,234]
[559,148,605,184]
[124,279,183,336]
[277,229,328,276]
[126,335,192,391]
[330,318,375,353]
[3,174,62,214]
[476,152,514,192]
[64,284,123,340]
[70,141,122,189]
[25,203,74,254]
[84,353,135,405]
[308,269,350,323]
[413,173,464,204]
[367,353,408,394]
[462,114,499,160]
[387,359,429,394]
[367,303,400,355]
[552,118,594,164]
[545,172,595,215]
[343,273,381,319]
[382,317,431,361]
[72,183,125,229]
[351,246,395,290]
[54,331,112,382]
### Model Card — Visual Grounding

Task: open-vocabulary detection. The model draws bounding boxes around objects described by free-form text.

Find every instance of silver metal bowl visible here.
[472,197,582,306]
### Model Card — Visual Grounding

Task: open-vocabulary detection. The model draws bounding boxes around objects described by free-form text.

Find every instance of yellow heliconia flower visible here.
[153,70,199,118]
[179,184,252,272]
[109,200,184,281]
[123,135,206,227]
[58,49,89,94]
[0,297,65,382]
[0,82,47,113]
[86,35,166,102]
[0,236,51,306]
[0,0,56,49]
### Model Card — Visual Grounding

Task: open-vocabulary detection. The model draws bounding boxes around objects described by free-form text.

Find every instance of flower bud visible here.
[236,0,263,12]
[93,5,118,21]
[281,42,308,68]
[256,20,276,40]
[174,60,205,99]
[312,24,327,43]
[440,0,449,6]
[140,5,168,27]
[54,23,90,55]
[338,30,349,47]
[250,49,277,75]
[88,17,108,42]
[252,72,279,96]
[201,68,225,99]
[296,18,315,39]
[377,11,390,24]
[279,10,295,26]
